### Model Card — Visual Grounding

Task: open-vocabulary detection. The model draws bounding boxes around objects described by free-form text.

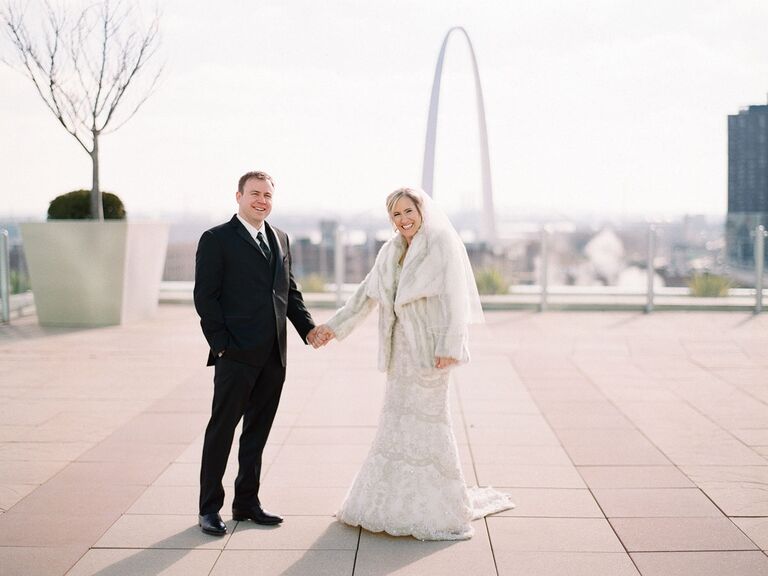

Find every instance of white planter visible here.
[20,221,169,326]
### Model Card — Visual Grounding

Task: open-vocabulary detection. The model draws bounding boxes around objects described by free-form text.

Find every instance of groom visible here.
[194,171,319,535]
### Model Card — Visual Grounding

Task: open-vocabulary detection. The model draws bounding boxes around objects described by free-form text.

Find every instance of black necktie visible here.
[257,231,272,262]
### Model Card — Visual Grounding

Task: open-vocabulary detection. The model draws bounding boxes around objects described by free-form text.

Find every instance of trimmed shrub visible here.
[475,268,509,295]
[47,190,126,220]
[689,273,731,297]
[299,274,327,293]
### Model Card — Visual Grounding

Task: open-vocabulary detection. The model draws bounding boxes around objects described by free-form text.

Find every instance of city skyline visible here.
[2,1,768,220]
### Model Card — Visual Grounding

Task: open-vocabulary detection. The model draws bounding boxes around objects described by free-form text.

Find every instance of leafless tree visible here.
[1,0,162,220]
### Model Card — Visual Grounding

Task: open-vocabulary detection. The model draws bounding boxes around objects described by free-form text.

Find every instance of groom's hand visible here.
[307,325,335,349]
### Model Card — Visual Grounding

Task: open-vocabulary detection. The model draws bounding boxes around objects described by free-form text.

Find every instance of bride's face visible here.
[391,197,422,244]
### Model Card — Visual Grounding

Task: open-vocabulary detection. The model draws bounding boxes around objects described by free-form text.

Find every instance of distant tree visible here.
[1,0,162,220]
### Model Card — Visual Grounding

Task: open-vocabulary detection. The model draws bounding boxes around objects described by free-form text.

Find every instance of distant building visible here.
[727,101,768,270]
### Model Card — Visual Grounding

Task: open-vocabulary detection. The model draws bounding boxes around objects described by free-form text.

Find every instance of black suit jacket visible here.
[194,215,315,367]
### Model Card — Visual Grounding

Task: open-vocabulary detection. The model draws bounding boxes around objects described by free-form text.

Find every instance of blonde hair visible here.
[385,187,424,221]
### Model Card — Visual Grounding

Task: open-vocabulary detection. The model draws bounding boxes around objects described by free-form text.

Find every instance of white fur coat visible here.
[325,226,470,374]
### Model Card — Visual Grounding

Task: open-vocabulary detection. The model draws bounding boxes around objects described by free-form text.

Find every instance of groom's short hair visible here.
[238,171,275,194]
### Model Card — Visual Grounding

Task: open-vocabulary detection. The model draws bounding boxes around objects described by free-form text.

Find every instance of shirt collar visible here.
[237,213,265,240]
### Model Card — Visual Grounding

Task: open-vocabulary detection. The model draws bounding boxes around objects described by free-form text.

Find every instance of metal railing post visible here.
[0,230,10,323]
[645,224,656,314]
[539,226,549,312]
[755,224,766,314]
[334,226,345,308]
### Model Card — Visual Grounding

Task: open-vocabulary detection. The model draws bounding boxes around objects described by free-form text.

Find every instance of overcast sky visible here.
[2,0,767,222]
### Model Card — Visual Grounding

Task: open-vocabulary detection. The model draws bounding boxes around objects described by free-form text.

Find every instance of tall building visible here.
[727,101,768,270]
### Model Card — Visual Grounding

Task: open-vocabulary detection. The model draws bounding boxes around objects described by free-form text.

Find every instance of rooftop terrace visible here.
[1,306,767,575]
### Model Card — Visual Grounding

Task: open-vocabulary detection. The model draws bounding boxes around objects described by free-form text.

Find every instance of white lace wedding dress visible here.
[335,268,515,541]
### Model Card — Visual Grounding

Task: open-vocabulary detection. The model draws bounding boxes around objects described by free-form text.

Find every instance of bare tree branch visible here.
[1,0,162,219]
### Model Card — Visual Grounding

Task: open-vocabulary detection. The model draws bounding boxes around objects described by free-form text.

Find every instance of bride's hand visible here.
[312,325,336,348]
[435,356,458,369]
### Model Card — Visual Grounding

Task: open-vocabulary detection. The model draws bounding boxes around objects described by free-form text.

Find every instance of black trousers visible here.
[199,340,285,515]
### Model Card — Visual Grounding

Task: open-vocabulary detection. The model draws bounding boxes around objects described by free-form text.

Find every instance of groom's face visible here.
[237,177,273,228]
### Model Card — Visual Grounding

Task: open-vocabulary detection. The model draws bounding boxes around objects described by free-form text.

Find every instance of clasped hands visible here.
[307,325,457,369]
[306,324,335,348]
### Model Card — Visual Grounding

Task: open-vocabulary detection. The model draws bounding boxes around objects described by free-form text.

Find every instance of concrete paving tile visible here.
[494,551,640,576]
[467,426,562,446]
[598,387,680,403]
[630,551,768,576]
[262,461,360,488]
[697,487,768,516]
[0,425,34,441]
[0,546,84,576]
[0,460,69,484]
[486,517,624,552]
[577,466,696,488]
[52,461,166,486]
[475,464,586,488]
[256,485,350,516]
[493,488,604,518]
[528,386,607,403]
[731,429,768,446]
[283,426,377,445]
[0,441,93,462]
[512,356,581,379]
[109,412,209,444]
[681,465,768,486]
[227,515,358,550]
[0,400,63,426]
[564,439,670,466]
[557,429,670,466]
[154,461,236,487]
[144,396,211,413]
[731,517,768,550]
[273,443,370,464]
[470,444,573,465]
[361,524,492,550]
[459,397,540,414]
[210,549,356,576]
[754,446,768,459]
[517,377,594,390]
[67,548,220,576]
[610,517,758,551]
[649,432,767,466]
[21,411,136,443]
[127,485,232,516]
[618,400,715,430]
[463,413,550,429]
[95,513,236,549]
[4,480,145,518]
[539,403,635,429]
[592,488,724,518]
[689,351,754,369]
[681,465,768,515]
[0,510,120,547]
[78,440,185,464]
[0,483,37,511]
[354,529,495,575]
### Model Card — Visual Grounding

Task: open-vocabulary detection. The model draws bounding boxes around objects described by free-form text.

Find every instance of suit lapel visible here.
[230,216,262,254]
[265,222,284,284]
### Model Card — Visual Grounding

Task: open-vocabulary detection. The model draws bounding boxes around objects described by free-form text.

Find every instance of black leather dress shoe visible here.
[232,506,283,525]
[199,513,227,535]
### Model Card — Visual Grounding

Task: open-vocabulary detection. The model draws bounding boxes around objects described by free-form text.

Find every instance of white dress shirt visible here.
[236,214,266,244]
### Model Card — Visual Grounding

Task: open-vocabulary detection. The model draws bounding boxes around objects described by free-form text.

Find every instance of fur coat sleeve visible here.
[326,228,470,374]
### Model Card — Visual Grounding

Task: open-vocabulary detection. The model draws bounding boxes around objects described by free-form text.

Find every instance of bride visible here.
[314,187,514,541]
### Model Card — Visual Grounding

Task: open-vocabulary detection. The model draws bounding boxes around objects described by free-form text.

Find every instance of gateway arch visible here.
[421,27,496,242]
